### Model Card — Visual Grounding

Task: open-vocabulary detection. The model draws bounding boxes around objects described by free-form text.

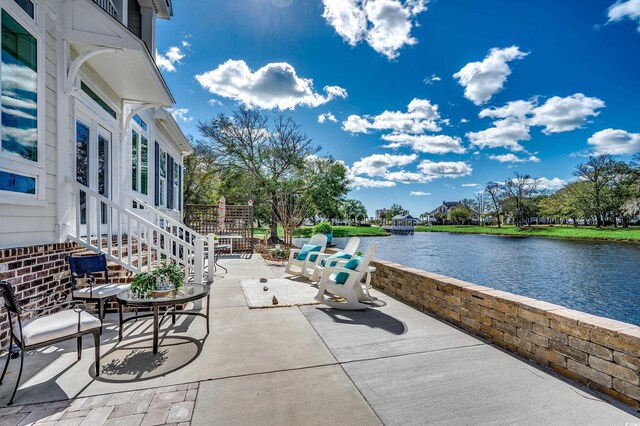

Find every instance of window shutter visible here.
[154,141,160,206]
[178,164,183,211]
[167,156,173,209]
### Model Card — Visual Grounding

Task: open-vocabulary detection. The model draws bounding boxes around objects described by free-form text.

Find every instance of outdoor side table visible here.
[217,235,242,254]
[361,266,376,300]
[116,284,210,354]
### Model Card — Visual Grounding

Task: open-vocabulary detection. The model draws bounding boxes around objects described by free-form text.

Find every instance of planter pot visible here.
[324,233,333,244]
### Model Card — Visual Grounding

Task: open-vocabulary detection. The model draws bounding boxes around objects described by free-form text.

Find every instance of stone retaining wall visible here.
[368,258,640,409]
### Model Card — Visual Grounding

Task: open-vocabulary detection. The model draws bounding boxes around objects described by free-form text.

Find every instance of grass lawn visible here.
[253,225,388,239]
[414,224,640,242]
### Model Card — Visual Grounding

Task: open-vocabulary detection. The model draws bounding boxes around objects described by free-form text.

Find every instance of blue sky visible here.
[156,0,640,217]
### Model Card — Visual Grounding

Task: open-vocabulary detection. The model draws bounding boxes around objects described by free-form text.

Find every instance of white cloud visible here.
[351,153,417,176]
[382,133,466,154]
[350,175,397,188]
[196,60,347,110]
[208,98,223,106]
[460,118,469,123]
[607,0,640,31]
[453,46,528,105]
[417,160,472,178]
[318,112,338,124]
[488,153,540,163]
[410,191,431,196]
[169,108,193,123]
[467,117,530,151]
[461,183,481,187]
[479,99,535,120]
[385,170,432,183]
[529,94,605,134]
[156,46,186,72]
[538,177,567,191]
[424,73,441,85]
[322,0,429,59]
[182,40,191,48]
[343,98,442,134]
[588,128,640,155]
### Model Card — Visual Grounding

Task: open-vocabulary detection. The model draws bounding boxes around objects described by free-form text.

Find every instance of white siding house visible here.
[0,0,194,250]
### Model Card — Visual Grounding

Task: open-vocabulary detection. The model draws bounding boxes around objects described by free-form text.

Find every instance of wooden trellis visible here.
[184,204,254,252]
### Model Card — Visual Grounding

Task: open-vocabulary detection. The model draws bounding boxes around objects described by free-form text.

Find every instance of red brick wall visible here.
[0,242,134,352]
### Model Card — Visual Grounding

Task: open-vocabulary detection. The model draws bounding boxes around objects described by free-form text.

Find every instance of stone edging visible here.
[366,257,640,409]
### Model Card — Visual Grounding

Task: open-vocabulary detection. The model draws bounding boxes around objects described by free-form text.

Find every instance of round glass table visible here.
[117,284,210,354]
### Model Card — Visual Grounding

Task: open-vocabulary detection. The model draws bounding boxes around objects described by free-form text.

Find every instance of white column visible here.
[193,238,205,284]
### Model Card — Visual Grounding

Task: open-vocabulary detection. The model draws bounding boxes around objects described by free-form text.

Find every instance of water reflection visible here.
[295,233,640,326]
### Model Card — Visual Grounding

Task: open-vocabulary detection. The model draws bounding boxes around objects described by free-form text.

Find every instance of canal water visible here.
[294,233,640,326]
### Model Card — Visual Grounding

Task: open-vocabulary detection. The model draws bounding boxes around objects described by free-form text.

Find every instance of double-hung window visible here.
[0,1,44,204]
[159,148,166,206]
[131,114,148,195]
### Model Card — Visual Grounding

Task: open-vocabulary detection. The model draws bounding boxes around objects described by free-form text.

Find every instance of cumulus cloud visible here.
[453,46,528,105]
[382,133,466,154]
[424,73,441,85]
[350,175,397,188]
[343,98,442,134]
[322,0,429,59]
[471,94,605,151]
[538,177,567,191]
[529,94,605,134]
[607,0,640,31]
[351,153,417,176]
[410,191,431,196]
[488,153,540,163]
[169,108,193,123]
[588,128,640,155]
[318,112,338,124]
[196,60,347,110]
[156,46,186,72]
[385,170,432,183]
[417,160,472,178]
[467,118,531,151]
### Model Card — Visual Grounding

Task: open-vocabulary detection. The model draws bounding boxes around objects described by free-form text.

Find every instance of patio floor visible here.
[0,254,638,425]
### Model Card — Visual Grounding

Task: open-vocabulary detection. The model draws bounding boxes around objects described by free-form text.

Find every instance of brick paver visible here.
[0,383,200,426]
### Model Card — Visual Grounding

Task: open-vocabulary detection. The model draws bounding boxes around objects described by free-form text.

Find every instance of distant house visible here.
[428,201,480,224]
[384,214,417,234]
[375,207,409,224]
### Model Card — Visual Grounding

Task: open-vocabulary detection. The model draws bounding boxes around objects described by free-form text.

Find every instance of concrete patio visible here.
[0,254,638,425]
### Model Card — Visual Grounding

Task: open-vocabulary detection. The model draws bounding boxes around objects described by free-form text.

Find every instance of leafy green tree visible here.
[182,138,221,206]
[449,207,470,225]
[503,172,539,227]
[389,203,405,217]
[341,199,367,224]
[303,157,350,220]
[573,155,616,228]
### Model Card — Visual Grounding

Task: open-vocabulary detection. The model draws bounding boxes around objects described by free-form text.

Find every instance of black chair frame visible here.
[68,253,112,333]
[0,281,100,405]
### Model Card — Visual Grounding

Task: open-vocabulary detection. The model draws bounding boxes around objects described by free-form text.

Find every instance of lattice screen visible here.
[184,205,254,252]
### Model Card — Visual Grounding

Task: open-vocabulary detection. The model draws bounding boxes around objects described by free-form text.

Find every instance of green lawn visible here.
[414,224,640,242]
[253,225,388,239]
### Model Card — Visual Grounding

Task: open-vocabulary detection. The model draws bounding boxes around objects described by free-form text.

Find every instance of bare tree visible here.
[473,191,487,226]
[503,172,539,228]
[485,182,504,228]
[274,190,313,246]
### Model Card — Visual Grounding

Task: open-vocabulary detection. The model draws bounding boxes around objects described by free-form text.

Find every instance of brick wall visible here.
[0,242,135,352]
[369,258,640,409]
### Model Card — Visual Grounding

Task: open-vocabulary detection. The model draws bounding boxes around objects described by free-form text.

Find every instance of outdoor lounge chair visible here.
[309,237,360,281]
[284,234,328,276]
[68,254,130,333]
[314,242,378,310]
[0,281,101,405]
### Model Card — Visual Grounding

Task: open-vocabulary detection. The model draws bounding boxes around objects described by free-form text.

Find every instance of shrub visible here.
[313,221,333,234]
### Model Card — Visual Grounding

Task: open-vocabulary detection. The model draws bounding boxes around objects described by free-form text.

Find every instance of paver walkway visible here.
[1,254,639,425]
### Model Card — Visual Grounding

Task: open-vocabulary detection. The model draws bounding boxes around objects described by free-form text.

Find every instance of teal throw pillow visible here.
[296,244,322,261]
[335,256,363,285]
[321,252,352,267]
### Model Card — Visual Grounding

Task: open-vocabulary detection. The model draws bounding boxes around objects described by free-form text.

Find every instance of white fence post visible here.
[207,233,216,284]
[193,238,205,284]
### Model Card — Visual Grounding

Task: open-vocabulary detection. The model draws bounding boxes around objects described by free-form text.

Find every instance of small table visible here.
[117,284,210,354]
[217,235,243,254]
[212,244,230,273]
[361,266,376,300]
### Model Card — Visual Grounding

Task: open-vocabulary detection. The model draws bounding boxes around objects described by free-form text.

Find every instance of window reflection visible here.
[0,169,35,194]
[1,10,37,162]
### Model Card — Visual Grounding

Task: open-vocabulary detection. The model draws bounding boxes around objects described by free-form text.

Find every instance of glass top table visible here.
[117,284,210,354]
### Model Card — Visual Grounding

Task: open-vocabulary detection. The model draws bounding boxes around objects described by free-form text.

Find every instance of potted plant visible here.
[313,221,333,244]
[130,262,184,297]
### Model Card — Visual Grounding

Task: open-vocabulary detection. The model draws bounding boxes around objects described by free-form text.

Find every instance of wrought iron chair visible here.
[67,254,130,333]
[0,281,101,405]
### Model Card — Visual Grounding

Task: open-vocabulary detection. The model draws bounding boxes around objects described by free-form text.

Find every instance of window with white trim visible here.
[0,2,44,202]
[159,148,166,206]
[172,159,179,210]
[131,115,148,195]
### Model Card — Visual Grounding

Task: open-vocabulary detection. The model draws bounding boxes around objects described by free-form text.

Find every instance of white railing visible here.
[66,178,206,283]
[92,0,118,18]
[130,196,206,245]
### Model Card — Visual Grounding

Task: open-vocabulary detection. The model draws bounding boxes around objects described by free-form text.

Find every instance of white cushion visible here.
[73,284,130,299]
[13,310,101,346]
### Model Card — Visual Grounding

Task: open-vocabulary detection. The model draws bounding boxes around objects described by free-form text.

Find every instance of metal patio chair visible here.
[0,281,101,405]
[68,253,130,333]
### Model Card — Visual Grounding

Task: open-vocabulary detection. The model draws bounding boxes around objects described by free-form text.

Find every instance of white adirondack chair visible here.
[309,237,360,281]
[284,234,328,276]
[314,242,378,310]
